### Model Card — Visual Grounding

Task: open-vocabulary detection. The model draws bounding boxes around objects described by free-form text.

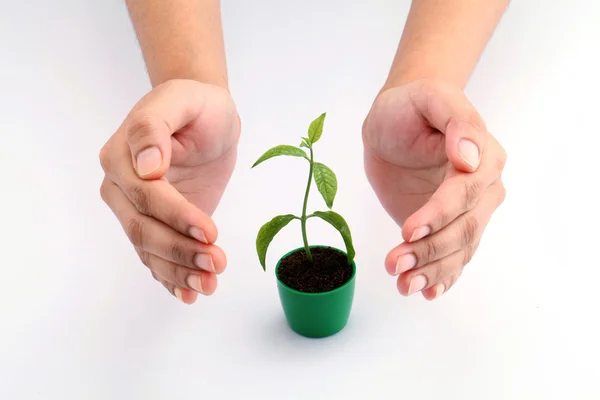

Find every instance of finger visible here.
[120,80,216,179]
[127,179,218,244]
[410,80,490,173]
[144,253,201,303]
[401,158,506,244]
[421,267,464,301]
[140,250,218,296]
[388,181,506,275]
[101,141,218,243]
[421,269,463,300]
[419,212,481,301]
[396,249,467,297]
[101,180,227,273]
[153,272,199,305]
[178,288,199,304]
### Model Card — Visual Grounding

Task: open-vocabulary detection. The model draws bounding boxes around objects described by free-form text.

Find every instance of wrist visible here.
[147,62,229,91]
[380,60,466,95]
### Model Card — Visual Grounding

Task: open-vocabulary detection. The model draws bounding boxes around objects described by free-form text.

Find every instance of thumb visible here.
[124,80,207,179]
[410,81,487,173]
[127,118,173,180]
[444,118,486,173]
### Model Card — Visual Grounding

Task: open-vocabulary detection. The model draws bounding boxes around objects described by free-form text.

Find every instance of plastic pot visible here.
[275,245,356,338]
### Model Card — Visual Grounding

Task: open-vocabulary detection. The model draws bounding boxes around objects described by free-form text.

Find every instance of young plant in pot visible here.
[251,112,356,338]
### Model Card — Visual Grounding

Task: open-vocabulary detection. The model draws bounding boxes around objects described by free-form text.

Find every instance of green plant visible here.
[251,112,355,270]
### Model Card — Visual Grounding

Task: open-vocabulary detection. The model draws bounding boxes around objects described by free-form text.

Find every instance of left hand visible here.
[362,79,507,300]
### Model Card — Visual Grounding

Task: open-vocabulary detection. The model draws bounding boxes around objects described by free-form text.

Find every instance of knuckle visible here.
[169,242,189,266]
[464,113,486,133]
[127,114,163,143]
[461,215,479,246]
[125,218,145,248]
[462,179,481,210]
[130,185,151,215]
[449,112,486,136]
[451,102,486,132]
[421,238,440,264]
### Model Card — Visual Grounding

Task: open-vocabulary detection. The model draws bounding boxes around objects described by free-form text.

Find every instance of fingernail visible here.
[136,146,162,176]
[194,253,215,273]
[187,274,204,293]
[409,226,431,242]
[458,139,480,169]
[395,253,417,275]
[408,275,427,295]
[433,283,445,298]
[174,287,184,302]
[189,227,208,243]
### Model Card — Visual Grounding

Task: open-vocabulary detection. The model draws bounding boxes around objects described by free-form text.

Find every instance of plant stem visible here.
[301,146,314,262]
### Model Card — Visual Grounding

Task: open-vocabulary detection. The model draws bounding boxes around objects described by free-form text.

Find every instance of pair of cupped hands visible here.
[100,79,506,304]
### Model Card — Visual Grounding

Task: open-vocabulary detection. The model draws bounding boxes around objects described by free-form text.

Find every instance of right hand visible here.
[99,79,241,304]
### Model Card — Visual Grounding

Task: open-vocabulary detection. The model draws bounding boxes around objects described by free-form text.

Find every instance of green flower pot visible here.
[275,245,356,338]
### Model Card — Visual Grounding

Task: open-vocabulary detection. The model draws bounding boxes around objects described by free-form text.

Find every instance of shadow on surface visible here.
[252,310,356,362]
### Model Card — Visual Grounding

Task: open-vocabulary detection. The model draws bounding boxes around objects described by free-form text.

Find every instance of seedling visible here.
[251,112,355,270]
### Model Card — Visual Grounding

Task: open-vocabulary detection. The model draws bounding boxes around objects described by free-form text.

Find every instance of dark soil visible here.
[277,247,353,293]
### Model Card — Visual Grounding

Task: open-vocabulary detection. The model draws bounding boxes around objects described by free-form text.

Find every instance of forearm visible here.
[125,0,228,89]
[384,0,509,90]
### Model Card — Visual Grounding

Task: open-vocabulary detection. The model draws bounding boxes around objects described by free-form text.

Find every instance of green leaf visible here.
[300,137,310,148]
[313,162,337,209]
[256,214,296,270]
[307,112,326,145]
[252,145,308,168]
[312,211,355,264]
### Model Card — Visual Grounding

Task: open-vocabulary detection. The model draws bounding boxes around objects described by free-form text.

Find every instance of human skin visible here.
[99,0,509,304]
[362,0,510,300]
[100,0,239,304]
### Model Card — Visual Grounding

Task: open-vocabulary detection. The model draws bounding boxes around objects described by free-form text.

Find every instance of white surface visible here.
[1,1,599,399]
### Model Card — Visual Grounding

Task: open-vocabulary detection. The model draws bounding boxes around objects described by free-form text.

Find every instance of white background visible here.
[1,0,599,399]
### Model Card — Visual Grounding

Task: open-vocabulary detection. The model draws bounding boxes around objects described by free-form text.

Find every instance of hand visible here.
[362,79,506,300]
[99,79,240,304]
